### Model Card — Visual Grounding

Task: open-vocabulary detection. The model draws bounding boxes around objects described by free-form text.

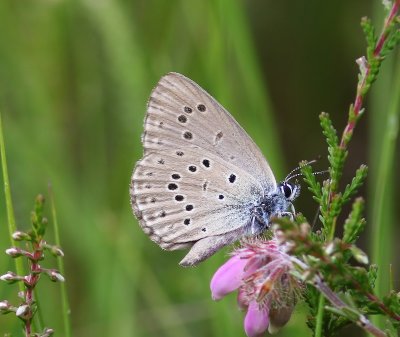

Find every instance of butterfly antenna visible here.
[286,169,329,183]
[285,159,318,182]
[285,172,303,182]
[312,170,330,176]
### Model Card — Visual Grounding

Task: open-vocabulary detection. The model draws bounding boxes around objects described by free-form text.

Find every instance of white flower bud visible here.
[382,0,392,10]
[350,246,369,265]
[43,327,55,336]
[0,271,17,282]
[12,231,30,241]
[16,304,29,317]
[52,247,64,257]
[5,247,21,257]
[356,56,368,77]
[50,271,65,282]
[325,242,335,255]
[0,300,10,310]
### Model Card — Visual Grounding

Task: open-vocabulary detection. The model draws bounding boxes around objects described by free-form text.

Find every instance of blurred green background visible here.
[0,0,399,336]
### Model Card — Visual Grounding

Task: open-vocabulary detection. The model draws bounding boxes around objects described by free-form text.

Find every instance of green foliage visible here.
[367,264,378,290]
[343,198,366,244]
[300,161,322,202]
[277,2,400,336]
[0,1,399,337]
[342,165,368,204]
[361,17,376,51]
[0,1,286,336]
[31,195,47,239]
[319,112,339,150]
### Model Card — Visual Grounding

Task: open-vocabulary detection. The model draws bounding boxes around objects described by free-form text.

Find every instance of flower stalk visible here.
[0,195,65,337]
[340,0,400,149]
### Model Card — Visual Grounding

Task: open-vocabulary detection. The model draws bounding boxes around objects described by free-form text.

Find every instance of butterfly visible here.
[130,73,299,266]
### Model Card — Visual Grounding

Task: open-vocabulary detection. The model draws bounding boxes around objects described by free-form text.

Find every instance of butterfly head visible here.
[277,181,300,202]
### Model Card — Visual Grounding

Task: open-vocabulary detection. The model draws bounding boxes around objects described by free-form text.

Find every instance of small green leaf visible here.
[319,112,338,150]
[32,195,47,237]
[342,165,368,204]
[300,162,322,201]
[367,264,378,289]
[361,16,376,59]
[343,197,365,243]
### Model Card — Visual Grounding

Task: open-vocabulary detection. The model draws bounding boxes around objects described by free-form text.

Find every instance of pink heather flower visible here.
[210,255,248,300]
[244,301,270,337]
[210,238,302,337]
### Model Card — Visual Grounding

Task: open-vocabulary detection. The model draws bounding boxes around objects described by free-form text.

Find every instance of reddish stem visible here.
[24,240,44,337]
[365,291,400,321]
[374,0,400,56]
[339,0,400,149]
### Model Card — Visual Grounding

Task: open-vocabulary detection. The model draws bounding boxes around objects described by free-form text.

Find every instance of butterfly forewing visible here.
[142,72,276,189]
[131,72,277,266]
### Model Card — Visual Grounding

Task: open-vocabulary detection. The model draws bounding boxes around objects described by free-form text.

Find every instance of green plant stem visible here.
[49,184,72,337]
[33,288,44,332]
[370,54,400,318]
[314,295,325,337]
[0,112,24,293]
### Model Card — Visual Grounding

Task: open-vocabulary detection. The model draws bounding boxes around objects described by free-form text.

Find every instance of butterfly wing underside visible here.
[130,72,277,266]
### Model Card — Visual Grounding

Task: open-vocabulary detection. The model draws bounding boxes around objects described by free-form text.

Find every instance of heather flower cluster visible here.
[210,237,302,337]
[0,195,64,337]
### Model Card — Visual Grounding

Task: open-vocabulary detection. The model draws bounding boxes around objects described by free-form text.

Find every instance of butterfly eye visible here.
[280,183,293,199]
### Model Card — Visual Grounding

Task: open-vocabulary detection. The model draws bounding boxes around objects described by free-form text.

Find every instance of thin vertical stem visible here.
[370,53,400,327]
[314,295,325,337]
[0,113,24,292]
[49,184,72,337]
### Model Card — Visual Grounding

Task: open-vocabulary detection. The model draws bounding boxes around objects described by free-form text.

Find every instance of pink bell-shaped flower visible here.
[210,238,302,336]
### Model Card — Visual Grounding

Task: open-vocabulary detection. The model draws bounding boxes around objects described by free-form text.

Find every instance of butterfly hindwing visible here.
[131,148,263,245]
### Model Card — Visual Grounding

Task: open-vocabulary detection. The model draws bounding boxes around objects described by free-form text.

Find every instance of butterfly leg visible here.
[280,204,296,220]
[280,212,294,221]
[249,206,271,235]
[179,229,244,267]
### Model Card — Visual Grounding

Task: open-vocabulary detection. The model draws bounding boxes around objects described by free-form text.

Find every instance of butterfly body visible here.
[250,182,299,235]
[130,73,299,266]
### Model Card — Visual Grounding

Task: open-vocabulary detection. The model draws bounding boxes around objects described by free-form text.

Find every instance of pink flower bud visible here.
[210,255,247,300]
[244,301,269,337]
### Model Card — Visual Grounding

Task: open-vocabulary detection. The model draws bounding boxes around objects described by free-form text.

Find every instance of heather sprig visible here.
[210,1,400,337]
[291,1,400,335]
[0,195,65,337]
